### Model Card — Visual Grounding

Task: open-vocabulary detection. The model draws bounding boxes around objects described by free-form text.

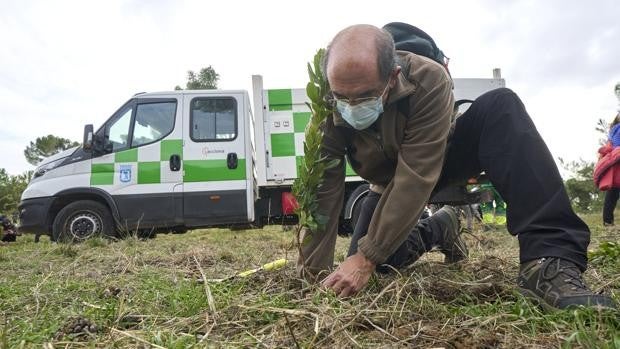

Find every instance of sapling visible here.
[292,49,340,270]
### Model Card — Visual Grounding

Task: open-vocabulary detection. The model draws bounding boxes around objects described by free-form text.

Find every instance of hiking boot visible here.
[433,206,468,263]
[518,257,617,310]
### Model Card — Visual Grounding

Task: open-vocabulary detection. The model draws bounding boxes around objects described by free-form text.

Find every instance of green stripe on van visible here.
[268,89,292,111]
[138,161,160,184]
[184,159,246,182]
[115,148,138,162]
[161,139,183,161]
[271,133,295,157]
[90,163,114,185]
[293,112,311,132]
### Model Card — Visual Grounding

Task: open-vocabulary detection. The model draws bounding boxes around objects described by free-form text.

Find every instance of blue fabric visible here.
[610,124,620,147]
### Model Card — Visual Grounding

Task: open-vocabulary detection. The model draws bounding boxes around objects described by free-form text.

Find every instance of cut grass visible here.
[0,214,618,348]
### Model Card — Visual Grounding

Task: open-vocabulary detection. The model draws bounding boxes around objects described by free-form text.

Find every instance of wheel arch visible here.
[343,183,370,220]
[50,188,121,231]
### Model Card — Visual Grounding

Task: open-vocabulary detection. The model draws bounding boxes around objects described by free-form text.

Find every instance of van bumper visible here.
[17,197,54,235]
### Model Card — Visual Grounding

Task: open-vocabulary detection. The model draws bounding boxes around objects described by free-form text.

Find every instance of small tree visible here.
[561,84,620,213]
[175,66,219,90]
[0,168,32,215]
[24,135,80,166]
[560,158,601,212]
[292,49,339,268]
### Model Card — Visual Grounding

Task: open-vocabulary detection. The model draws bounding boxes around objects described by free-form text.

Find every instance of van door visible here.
[182,93,250,226]
[91,97,183,230]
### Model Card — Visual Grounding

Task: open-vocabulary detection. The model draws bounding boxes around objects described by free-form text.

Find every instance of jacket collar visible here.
[386,68,417,105]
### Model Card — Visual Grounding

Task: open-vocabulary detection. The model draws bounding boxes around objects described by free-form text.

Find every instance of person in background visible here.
[1,214,18,243]
[602,113,620,226]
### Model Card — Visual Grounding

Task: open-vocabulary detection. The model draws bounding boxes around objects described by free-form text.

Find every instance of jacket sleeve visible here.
[357,76,454,264]
[298,116,347,275]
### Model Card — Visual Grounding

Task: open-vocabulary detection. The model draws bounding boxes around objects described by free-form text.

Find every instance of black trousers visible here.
[348,88,590,271]
[603,188,619,224]
[347,191,443,272]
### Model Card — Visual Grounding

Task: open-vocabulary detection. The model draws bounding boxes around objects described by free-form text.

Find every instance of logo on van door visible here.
[119,165,132,183]
[202,147,225,158]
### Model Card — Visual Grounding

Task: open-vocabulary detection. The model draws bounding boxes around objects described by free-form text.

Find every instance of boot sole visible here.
[518,287,558,313]
[518,287,618,312]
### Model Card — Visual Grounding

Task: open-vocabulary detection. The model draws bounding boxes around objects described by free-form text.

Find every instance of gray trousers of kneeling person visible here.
[347,88,590,272]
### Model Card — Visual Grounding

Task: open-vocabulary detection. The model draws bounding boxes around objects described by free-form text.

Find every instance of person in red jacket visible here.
[602,113,620,225]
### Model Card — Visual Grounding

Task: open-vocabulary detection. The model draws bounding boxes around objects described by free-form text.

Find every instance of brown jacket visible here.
[300,51,454,273]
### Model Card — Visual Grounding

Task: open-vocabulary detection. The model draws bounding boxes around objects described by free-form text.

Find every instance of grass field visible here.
[1,213,619,348]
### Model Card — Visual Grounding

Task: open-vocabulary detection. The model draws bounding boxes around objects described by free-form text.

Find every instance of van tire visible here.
[350,197,363,233]
[52,200,115,243]
[341,183,370,235]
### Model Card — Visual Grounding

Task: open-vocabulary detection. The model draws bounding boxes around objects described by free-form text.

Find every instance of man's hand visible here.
[321,252,375,297]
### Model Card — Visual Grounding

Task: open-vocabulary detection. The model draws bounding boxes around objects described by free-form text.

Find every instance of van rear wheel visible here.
[341,183,370,236]
[52,200,115,243]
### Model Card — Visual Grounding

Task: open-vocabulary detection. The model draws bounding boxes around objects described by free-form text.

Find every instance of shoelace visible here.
[541,258,588,291]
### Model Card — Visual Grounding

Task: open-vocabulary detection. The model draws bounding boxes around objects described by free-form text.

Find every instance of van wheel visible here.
[340,183,370,235]
[52,200,115,243]
[350,197,363,233]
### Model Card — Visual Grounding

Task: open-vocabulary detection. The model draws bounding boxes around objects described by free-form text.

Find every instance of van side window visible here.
[106,107,133,152]
[132,102,177,147]
[190,98,237,141]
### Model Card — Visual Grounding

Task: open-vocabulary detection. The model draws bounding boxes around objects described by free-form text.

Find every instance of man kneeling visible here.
[298,24,616,311]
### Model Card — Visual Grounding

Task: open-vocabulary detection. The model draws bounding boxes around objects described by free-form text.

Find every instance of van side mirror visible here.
[83,124,94,151]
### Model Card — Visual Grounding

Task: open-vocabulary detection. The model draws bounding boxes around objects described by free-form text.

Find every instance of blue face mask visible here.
[336,96,384,130]
[334,82,390,130]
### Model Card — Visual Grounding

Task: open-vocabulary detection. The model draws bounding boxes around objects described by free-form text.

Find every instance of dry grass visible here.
[0,214,619,348]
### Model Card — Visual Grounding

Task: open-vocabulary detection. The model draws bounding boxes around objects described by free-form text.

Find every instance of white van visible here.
[18,73,505,241]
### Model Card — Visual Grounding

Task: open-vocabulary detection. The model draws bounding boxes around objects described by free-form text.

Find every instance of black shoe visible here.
[518,257,617,310]
[376,206,467,273]
[433,206,468,263]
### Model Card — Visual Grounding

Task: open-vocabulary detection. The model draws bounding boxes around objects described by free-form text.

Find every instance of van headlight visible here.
[33,158,65,178]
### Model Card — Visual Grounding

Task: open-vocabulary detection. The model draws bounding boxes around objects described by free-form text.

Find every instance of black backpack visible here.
[384,22,467,112]
[383,22,450,75]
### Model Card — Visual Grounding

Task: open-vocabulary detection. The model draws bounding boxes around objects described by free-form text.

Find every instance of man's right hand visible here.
[321,252,375,297]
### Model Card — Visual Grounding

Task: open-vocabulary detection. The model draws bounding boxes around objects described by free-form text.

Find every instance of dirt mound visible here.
[54,316,98,341]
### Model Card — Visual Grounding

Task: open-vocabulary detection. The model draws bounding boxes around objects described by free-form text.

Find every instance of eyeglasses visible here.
[326,81,390,106]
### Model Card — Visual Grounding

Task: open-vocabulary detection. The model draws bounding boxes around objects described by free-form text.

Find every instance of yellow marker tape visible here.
[237,259,287,278]
[262,258,287,271]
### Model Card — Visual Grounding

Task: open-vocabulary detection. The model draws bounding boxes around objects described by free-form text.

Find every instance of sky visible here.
[0,0,618,176]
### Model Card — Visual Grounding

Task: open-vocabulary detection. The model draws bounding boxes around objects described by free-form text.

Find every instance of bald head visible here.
[323,24,396,86]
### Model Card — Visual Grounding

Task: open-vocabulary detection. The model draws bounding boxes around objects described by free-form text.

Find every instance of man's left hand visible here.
[321,252,375,297]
